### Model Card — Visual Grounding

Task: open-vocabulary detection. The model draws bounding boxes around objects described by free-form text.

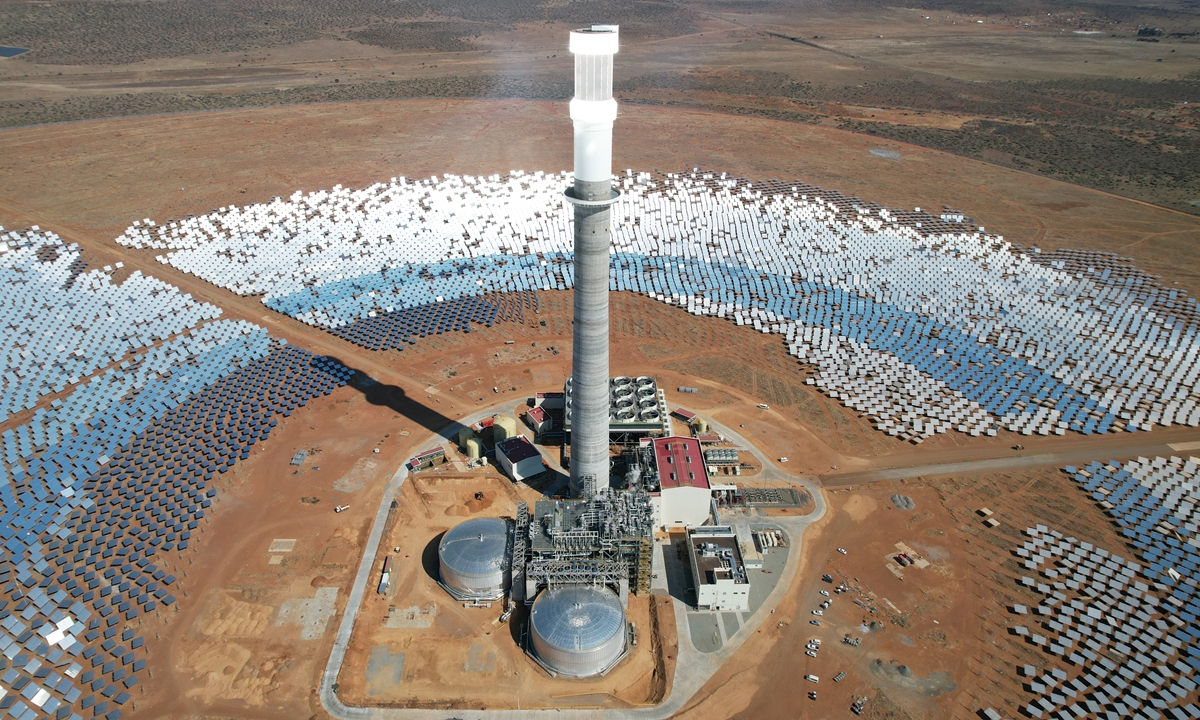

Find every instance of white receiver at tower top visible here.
[569,25,619,184]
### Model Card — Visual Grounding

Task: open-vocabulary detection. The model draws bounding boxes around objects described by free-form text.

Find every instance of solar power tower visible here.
[565,24,620,498]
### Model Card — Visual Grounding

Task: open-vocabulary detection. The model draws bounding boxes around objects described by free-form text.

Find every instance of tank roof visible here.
[439,517,510,578]
[531,585,625,651]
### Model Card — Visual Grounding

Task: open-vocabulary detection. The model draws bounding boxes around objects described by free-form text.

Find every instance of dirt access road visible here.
[822,429,1200,485]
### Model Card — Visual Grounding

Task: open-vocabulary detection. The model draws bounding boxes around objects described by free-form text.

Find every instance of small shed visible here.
[408,446,446,471]
[523,406,552,436]
[672,408,697,423]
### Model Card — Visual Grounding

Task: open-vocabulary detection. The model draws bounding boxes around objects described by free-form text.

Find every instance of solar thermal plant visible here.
[116,170,1200,443]
[0,227,352,719]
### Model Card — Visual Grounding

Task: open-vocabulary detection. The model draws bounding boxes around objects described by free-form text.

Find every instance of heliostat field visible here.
[117,170,1200,444]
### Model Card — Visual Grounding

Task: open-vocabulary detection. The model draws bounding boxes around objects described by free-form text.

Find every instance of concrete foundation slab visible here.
[276,586,338,640]
[366,646,405,696]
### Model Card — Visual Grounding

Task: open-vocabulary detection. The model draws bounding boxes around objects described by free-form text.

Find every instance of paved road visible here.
[319,402,523,720]
[319,406,826,720]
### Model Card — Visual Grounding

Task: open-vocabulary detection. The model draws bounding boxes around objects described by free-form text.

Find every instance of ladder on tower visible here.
[512,500,529,604]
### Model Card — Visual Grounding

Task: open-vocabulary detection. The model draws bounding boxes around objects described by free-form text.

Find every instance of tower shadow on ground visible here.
[319,357,457,435]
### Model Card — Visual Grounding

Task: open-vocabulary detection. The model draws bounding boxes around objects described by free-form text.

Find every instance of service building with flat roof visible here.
[535,391,565,410]
[496,436,546,483]
[687,526,750,612]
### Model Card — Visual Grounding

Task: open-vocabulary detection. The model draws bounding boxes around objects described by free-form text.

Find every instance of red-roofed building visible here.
[649,437,712,529]
[523,406,552,438]
[408,445,446,472]
[672,408,697,423]
[654,437,709,489]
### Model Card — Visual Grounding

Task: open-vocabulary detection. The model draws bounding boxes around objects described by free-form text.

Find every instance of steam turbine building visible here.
[566,24,620,498]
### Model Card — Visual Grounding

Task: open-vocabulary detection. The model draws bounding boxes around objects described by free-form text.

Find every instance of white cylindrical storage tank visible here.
[437,517,512,601]
[530,585,626,677]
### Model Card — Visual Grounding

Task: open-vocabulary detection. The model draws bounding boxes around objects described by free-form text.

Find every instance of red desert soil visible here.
[675,465,1137,720]
[100,285,1171,719]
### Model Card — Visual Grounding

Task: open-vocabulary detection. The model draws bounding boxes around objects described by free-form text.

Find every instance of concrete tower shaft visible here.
[566,25,619,498]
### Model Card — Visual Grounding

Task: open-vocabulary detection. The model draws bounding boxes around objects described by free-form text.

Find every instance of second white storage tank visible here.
[530,585,626,677]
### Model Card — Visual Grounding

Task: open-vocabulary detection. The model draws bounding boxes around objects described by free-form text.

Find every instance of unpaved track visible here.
[822,430,1200,486]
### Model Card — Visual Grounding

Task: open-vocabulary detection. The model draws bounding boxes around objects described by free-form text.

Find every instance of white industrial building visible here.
[648,436,712,529]
[496,435,547,483]
[523,405,553,438]
[687,526,750,612]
